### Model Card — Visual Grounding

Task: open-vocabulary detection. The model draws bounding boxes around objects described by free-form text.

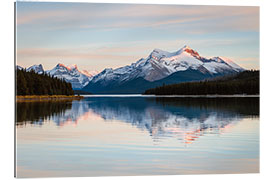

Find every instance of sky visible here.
[16,2,259,72]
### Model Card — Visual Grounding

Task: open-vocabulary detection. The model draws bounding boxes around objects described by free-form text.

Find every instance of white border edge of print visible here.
[1,0,268,180]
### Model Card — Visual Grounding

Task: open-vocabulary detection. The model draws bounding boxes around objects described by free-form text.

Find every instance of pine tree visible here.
[16,69,74,96]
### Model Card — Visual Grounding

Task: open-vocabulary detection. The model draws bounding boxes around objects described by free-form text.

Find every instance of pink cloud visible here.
[17,4,259,32]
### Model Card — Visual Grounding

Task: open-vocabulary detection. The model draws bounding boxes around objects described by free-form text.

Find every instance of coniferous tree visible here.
[16,69,74,95]
[144,70,259,95]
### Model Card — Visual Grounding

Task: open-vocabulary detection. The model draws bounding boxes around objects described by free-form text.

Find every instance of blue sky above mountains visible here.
[16,2,259,71]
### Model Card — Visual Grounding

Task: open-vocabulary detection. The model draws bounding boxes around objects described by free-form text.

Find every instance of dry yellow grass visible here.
[16,95,84,102]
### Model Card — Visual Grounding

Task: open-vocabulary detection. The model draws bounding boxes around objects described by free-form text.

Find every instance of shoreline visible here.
[82,94,259,98]
[16,95,84,102]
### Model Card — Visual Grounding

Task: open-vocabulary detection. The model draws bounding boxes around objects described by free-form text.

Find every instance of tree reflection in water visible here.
[16,100,86,126]
[16,97,259,144]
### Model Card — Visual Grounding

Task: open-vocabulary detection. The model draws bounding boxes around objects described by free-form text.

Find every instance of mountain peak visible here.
[31,64,43,68]
[16,65,23,70]
[178,45,200,58]
[148,45,202,62]
[149,48,171,60]
[182,45,192,50]
[47,63,92,89]
[56,63,79,71]
[215,56,244,70]
[56,63,67,68]
[68,64,78,70]
[26,64,44,74]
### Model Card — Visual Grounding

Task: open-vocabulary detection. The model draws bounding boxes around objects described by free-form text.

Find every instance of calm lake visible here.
[16,96,259,177]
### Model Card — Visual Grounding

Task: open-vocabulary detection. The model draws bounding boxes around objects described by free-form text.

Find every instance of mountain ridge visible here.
[45,63,93,90]
[17,45,245,93]
[17,63,96,90]
[83,45,244,93]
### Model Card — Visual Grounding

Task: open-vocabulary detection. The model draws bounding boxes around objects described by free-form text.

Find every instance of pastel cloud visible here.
[16,2,259,71]
[17,3,259,32]
[17,35,259,71]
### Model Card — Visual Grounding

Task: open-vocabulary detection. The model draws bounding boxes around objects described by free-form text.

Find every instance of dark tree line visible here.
[151,97,259,116]
[16,101,72,126]
[16,69,74,95]
[144,70,259,95]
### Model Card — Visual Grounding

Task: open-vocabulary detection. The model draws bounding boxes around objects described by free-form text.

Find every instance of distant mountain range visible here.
[82,45,244,93]
[17,45,245,93]
[46,64,94,89]
[17,64,97,89]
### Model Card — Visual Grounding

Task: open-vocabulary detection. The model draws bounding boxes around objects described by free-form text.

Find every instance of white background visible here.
[0,0,269,180]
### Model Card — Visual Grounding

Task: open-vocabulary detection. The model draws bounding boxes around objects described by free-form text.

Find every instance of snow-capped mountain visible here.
[18,45,244,92]
[16,65,23,70]
[46,63,92,89]
[18,63,95,89]
[83,45,244,94]
[81,70,99,77]
[26,64,44,74]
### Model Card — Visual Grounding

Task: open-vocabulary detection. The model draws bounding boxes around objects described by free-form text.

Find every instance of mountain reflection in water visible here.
[16,97,259,144]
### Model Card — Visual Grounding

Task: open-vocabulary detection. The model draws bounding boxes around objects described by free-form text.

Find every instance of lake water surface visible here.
[16,96,259,177]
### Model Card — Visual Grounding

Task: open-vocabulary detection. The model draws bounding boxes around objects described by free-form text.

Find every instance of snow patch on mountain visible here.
[20,45,245,91]
[89,45,245,85]
[16,65,23,70]
[217,56,244,70]
[46,63,92,89]
[81,70,99,77]
[26,64,44,74]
